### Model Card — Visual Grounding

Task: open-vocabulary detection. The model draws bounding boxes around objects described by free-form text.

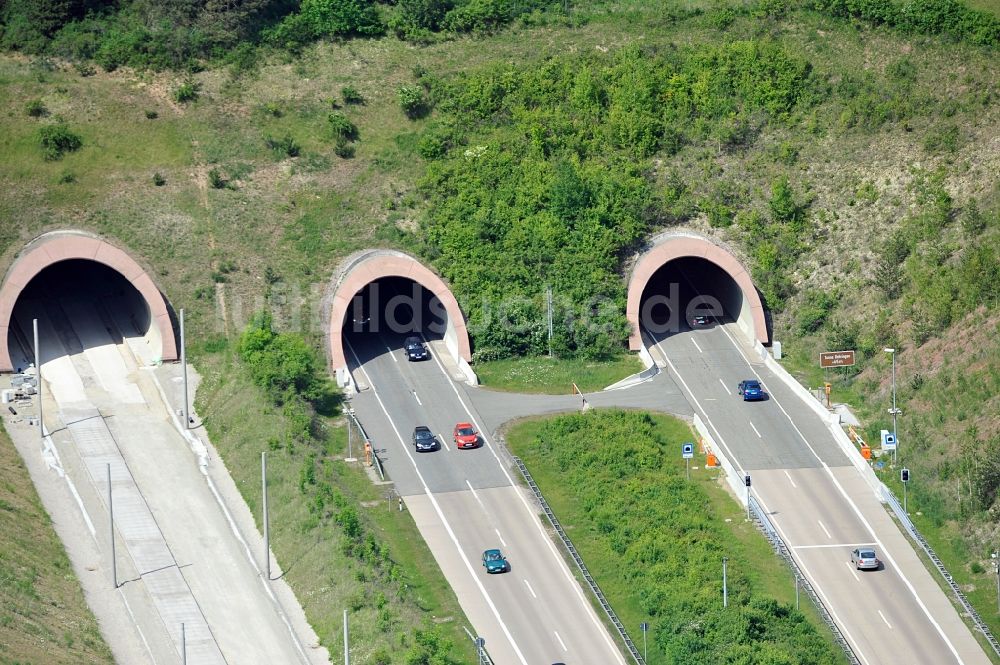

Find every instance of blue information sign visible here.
[682,443,694,459]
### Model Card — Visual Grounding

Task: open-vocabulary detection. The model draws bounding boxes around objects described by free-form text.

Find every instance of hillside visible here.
[1,0,999,659]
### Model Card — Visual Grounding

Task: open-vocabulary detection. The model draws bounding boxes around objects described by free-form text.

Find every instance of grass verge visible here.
[505,409,847,663]
[473,354,643,394]
[0,428,113,663]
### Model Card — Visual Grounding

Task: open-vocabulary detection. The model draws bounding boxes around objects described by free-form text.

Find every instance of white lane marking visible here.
[421,335,627,665]
[879,610,892,629]
[439,432,450,451]
[412,390,423,406]
[554,631,567,652]
[384,339,398,363]
[718,378,730,394]
[783,470,798,488]
[749,421,762,438]
[846,561,860,582]
[345,339,530,665]
[794,543,870,549]
[715,325,967,664]
[691,337,703,353]
[495,529,508,548]
[524,579,537,599]
[818,520,832,539]
[654,336,872,665]
[466,480,487,511]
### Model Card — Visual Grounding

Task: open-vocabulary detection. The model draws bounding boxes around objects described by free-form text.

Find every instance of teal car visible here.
[482,548,509,574]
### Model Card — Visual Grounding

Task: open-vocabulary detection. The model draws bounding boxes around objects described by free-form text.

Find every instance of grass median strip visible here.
[506,409,848,664]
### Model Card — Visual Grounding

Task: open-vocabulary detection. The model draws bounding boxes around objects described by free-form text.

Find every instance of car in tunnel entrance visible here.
[737,379,765,401]
[403,336,429,361]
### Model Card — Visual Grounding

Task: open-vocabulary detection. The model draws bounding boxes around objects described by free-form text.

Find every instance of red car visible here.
[453,423,479,449]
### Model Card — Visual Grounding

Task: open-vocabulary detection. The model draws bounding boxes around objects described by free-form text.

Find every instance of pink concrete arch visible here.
[627,235,769,350]
[329,252,471,369]
[0,232,178,372]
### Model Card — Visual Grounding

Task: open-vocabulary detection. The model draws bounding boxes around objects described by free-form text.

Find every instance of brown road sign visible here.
[820,350,856,368]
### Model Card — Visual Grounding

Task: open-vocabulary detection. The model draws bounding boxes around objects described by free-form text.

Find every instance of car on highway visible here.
[453,422,479,449]
[737,379,765,401]
[851,547,881,570]
[690,314,711,327]
[412,425,438,452]
[482,548,509,573]
[403,336,429,361]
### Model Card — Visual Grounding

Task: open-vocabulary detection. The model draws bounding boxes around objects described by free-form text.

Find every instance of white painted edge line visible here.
[655,339,873,665]
[783,470,798,488]
[41,424,98,540]
[717,325,967,664]
[749,421,762,438]
[691,337,703,353]
[347,340,530,665]
[421,335,628,665]
[150,367,313,665]
[818,520,833,539]
[524,579,537,599]
[879,610,892,629]
[118,585,158,664]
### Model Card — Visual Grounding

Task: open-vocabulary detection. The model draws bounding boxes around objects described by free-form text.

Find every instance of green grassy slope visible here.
[0,429,112,664]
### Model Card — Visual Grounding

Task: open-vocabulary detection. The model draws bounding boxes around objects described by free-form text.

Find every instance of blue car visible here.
[737,379,765,401]
[482,549,509,574]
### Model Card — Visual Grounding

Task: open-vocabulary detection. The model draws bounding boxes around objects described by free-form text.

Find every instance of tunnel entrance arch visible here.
[626,233,769,350]
[0,231,177,372]
[327,250,473,387]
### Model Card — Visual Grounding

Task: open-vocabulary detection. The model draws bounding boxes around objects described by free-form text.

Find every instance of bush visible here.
[174,81,201,103]
[397,85,429,119]
[327,112,359,141]
[144,110,158,119]
[26,99,47,117]
[152,172,166,186]
[208,168,227,189]
[341,85,364,105]
[265,134,301,158]
[38,123,82,160]
[334,138,355,158]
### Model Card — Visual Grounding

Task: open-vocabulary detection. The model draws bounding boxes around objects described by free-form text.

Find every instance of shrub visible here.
[208,168,227,189]
[144,110,158,119]
[26,99,47,117]
[174,81,201,103]
[152,172,166,186]
[327,112,359,141]
[38,124,82,160]
[341,85,364,104]
[264,134,301,158]
[334,138,355,158]
[57,170,76,184]
[397,85,428,119]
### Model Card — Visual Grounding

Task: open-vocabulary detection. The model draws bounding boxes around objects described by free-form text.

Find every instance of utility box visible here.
[772,341,782,360]
[880,429,897,450]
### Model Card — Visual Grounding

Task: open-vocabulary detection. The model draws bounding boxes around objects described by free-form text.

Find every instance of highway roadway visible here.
[346,328,627,665]
[648,317,992,665]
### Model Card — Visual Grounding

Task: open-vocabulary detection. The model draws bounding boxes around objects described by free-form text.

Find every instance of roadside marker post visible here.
[682,442,694,481]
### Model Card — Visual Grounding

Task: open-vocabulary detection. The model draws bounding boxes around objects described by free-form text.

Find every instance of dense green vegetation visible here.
[0,429,112,663]
[508,410,845,664]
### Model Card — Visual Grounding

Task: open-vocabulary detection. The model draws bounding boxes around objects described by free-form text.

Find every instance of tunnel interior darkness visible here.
[341,276,448,363]
[638,257,746,338]
[6,259,152,369]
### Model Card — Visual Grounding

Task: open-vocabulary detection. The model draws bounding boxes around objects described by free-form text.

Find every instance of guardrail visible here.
[881,487,1000,658]
[344,405,385,481]
[511,456,644,665]
[462,625,496,664]
[748,495,862,665]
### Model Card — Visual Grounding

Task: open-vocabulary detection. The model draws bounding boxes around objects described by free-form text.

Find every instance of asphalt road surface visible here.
[346,329,628,665]
[648,317,992,665]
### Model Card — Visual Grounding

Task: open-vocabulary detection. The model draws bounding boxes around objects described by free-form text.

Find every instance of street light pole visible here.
[885,348,898,464]
[723,557,729,607]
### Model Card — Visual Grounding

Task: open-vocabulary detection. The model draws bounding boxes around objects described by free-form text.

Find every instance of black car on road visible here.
[412,426,438,452]
[404,336,429,361]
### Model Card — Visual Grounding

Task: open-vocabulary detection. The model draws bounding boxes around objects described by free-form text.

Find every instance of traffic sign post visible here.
[640,622,649,663]
[682,442,694,480]
[744,474,752,521]
[901,467,910,514]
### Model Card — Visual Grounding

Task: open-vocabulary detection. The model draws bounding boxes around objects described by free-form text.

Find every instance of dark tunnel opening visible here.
[6,259,152,370]
[638,257,747,339]
[342,277,447,364]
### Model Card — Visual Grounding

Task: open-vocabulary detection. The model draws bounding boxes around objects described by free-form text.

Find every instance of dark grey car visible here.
[412,425,438,452]
[404,336,429,361]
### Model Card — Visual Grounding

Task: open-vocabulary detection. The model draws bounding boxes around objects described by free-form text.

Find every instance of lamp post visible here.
[884,348,900,464]
[722,557,729,608]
